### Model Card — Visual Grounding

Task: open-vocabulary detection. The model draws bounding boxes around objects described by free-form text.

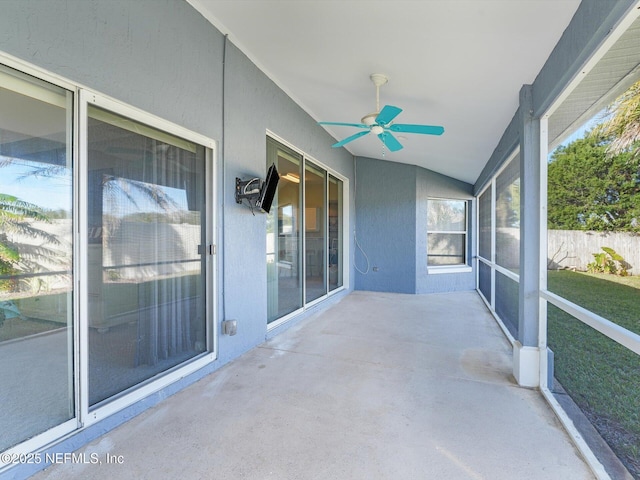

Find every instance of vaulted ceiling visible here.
[188,0,581,184]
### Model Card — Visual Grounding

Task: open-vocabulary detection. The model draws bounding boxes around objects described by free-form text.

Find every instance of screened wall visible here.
[477,154,521,338]
[542,14,640,473]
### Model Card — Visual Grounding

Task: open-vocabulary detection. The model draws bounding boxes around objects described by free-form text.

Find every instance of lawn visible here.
[547,270,640,477]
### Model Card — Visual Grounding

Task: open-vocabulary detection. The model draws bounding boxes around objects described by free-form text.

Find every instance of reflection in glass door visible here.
[0,66,74,450]
[266,138,303,323]
[305,162,326,303]
[328,175,343,291]
[87,105,207,406]
[266,136,345,325]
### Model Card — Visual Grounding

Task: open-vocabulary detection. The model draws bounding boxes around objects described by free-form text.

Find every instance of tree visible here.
[547,131,640,231]
[0,193,60,292]
[598,79,640,160]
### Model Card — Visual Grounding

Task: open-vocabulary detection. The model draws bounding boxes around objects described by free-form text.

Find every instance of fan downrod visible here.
[362,73,389,125]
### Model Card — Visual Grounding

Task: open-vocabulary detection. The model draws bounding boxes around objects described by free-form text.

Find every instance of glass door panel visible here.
[305,162,326,302]
[0,66,74,450]
[87,106,206,406]
[266,138,302,323]
[328,175,343,291]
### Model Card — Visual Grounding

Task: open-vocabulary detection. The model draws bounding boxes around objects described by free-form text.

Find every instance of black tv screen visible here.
[257,163,279,213]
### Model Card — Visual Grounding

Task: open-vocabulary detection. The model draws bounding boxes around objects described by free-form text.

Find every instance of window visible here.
[427,199,468,267]
[266,136,345,326]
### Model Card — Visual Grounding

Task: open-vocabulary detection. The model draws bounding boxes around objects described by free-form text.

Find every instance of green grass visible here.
[547,271,640,476]
[549,271,640,335]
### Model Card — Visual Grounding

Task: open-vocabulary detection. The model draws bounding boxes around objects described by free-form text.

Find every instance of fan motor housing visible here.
[361,112,379,126]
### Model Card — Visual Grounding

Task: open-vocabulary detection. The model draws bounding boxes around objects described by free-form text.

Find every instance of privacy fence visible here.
[548,230,640,275]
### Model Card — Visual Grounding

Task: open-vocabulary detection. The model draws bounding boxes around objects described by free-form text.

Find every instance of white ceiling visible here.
[188,0,581,185]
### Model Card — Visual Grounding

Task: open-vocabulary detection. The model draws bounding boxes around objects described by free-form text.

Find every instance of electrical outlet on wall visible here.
[222,319,237,336]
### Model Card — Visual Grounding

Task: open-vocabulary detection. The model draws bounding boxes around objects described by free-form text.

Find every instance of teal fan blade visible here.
[318,121,368,129]
[378,131,403,152]
[375,105,402,125]
[389,124,444,135]
[332,130,370,148]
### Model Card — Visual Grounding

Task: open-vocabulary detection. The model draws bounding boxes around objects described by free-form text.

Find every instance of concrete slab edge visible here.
[541,387,614,480]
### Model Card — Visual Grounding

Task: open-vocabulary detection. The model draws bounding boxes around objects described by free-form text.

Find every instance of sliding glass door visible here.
[0,65,74,451]
[266,137,303,323]
[87,105,208,406]
[0,61,215,458]
[266,136,345,325]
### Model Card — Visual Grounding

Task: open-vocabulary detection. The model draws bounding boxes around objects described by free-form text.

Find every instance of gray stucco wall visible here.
[0,0,223,139]
[355,157,474,294]
[0,2,354,475]
[222,41,355,354]
[0,0,355,360]
[354,157,417,293]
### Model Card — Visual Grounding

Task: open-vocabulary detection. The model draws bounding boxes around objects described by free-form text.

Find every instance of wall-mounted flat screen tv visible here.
[257,163,279,213]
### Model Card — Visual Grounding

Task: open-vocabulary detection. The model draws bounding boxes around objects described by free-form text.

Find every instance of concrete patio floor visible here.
[33,291,595,480]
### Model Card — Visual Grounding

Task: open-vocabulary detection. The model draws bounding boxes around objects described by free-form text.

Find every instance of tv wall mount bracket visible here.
[235,177,261,205]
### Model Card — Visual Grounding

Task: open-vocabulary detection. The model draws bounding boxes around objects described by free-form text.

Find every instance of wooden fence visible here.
[548,230,640,275]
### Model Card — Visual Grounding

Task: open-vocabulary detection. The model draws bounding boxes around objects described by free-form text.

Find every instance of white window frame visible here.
[427,197,471,274]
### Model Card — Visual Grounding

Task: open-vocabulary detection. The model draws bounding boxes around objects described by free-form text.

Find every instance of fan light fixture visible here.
[318,73,444,152]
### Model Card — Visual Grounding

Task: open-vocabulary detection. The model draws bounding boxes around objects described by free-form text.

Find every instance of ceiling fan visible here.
[318,73,444,152]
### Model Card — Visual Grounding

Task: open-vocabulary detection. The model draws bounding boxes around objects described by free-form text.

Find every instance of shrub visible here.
[587,246,629,276]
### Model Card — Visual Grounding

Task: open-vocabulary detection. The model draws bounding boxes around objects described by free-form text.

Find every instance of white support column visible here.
[513,341,540,387]
[514,85,541,387]
[538,116,550,390]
